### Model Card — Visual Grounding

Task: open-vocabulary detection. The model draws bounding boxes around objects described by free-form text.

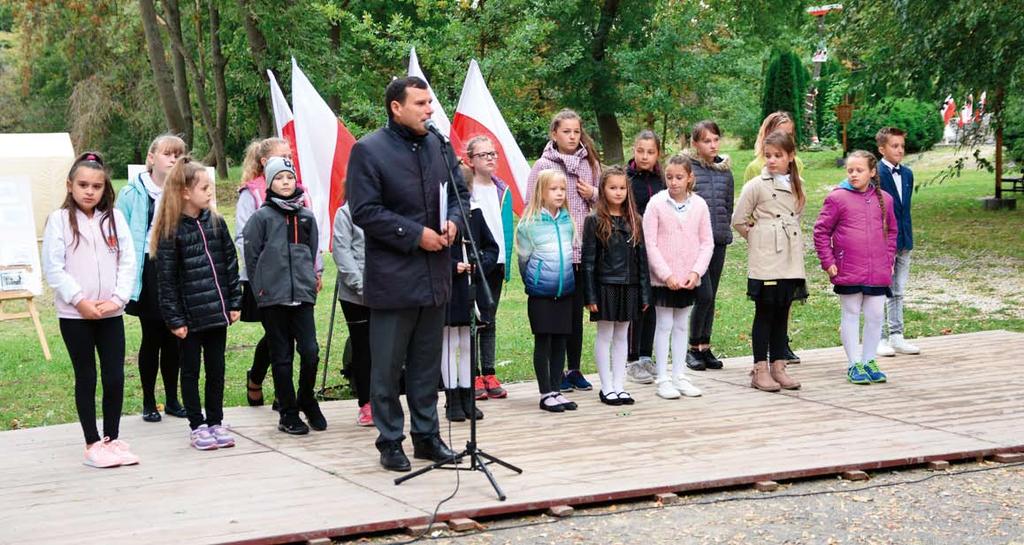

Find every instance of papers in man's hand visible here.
[439,181,448,232]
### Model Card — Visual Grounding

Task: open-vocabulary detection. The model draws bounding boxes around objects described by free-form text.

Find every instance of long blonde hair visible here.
[150,157,216,255]
[522,169,576,243]
[240,137,289,184]
[846,149,888,239]
[753,111,795,159]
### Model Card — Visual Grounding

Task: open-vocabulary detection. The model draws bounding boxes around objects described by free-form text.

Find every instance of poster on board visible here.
[0,175,43,296]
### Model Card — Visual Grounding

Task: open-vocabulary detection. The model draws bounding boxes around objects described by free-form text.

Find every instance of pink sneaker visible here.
[208,424,235,448]
[105,438,140,465]
[83,438,121,468]
[189,424,219,451]
[356,403,373,427]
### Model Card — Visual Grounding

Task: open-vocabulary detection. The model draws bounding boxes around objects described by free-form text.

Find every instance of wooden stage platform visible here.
[2,330,1022,544]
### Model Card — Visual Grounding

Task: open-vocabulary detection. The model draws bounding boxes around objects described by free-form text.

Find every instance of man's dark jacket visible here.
[347,120,468,309]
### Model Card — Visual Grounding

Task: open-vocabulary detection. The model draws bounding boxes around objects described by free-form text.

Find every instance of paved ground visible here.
[347,460,1024,545]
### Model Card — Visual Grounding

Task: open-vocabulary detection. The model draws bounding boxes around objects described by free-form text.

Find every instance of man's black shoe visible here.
[412,435,458,463]
[686,348,707,371]
[702,348,724,370]
[301,401,328,431]
[782,342,800,364]
[379,442,411,472]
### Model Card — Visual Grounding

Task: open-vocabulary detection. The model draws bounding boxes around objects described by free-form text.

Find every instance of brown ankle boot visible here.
[770,360,801,390]
[750,361,781,392]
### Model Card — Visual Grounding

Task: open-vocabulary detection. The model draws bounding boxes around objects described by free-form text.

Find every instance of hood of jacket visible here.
[680,148,732,172]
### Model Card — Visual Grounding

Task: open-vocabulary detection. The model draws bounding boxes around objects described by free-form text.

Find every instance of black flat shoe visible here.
[539,397,565,413]
[379,443,411,472]
[559,398,578,411]
[278,415,309,435]
[599,391,622,406]
[301,403,327,431]
[142,409,161,422]
[246,371,264,407]
[164,400,187,418]
[686,349,707,371]
[617,392,635,405]
[701,348,724,370]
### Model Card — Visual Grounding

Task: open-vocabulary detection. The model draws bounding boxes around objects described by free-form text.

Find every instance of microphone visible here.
[424,119,449,143]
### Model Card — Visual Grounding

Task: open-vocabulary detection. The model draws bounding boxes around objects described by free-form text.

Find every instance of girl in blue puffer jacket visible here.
[516,169,577,413]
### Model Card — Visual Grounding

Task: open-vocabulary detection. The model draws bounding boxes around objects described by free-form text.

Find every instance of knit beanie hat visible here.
[264,156,296,188]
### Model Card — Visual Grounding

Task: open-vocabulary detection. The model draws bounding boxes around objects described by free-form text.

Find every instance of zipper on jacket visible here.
[554,214,565,297]
[287,215,296,303]
[196,218,230,324]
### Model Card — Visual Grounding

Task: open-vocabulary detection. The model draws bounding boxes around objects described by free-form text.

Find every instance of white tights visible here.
[839,293,886,367]
[654,306,692,381]
[594,321,629,394]
[441,326,472,388]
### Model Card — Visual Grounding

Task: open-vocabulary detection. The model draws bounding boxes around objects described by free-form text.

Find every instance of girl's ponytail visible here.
[847,149,887,239]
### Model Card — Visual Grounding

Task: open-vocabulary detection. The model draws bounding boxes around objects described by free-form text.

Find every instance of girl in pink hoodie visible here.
[813,150,898,385]
[42,152,138,468]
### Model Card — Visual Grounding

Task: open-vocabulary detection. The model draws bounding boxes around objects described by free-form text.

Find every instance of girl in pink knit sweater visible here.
[643,155,714,400]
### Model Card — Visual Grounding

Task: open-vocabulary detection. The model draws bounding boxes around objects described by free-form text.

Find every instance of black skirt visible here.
[590,284,643,322]
[528,295,573,335]
[746,278,809,305]
[240,281,263,322]
[833,284,893,297]
[124,256,163,321]
[651,285,697,309]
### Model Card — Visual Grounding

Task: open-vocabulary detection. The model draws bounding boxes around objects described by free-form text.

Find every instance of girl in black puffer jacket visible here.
[153,158,241,451]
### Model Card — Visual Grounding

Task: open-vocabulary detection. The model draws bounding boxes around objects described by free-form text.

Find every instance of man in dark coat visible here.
[347,76,468,472]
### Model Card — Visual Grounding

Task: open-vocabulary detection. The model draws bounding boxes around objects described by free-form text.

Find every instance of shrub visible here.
[845,97,944,154]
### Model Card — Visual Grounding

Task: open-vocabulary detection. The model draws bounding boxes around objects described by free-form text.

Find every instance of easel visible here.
[0,289,51,361]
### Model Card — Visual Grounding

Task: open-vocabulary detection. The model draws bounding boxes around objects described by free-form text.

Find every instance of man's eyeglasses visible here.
[470,152,499,160]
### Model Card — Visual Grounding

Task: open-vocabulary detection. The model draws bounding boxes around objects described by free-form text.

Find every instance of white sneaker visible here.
[656,378,681,399]
[890,334,920,355]
[672,375,703,397]
[627,361,654,384]
[639,357,656,378]
[876,339,896,357]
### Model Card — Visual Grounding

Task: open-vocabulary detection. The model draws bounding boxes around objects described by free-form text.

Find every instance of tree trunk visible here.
[237,0,273,137]
[138,0,186,136]
[589,0,623,164]
[209,0,229,180]
[162,0,194,148]
[164,0,226,181]
[993,86,1005,200]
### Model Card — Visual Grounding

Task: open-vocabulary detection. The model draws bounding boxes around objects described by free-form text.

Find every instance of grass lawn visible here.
[1,146,1022,430]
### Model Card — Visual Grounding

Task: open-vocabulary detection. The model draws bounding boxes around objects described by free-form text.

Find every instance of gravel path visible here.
[348,461,1024,545]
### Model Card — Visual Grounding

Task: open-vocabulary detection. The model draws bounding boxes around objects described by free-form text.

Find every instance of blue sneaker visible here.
[559,373,574,392]
[564,369,593,391]
[847,363,871,385]
[863,359,887,383]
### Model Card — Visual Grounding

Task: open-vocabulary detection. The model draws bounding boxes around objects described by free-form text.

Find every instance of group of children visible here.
[43,109,921,466]
[514,109,920,412]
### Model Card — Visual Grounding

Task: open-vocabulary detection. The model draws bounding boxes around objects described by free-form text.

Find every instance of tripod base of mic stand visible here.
[394,442,523,501]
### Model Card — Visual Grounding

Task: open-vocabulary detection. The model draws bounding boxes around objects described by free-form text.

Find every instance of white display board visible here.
[127,164,217,209]
[0,175,43,295]
[0,133,75,240]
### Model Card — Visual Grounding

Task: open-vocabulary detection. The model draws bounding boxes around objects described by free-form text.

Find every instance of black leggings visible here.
[247,335,271,385]
[179,327,227,430]
[533,334,567,395]
[751,300,792,363]
[138,317,180,410]
[690,244,727,345]
[59,317,125,444]
[340,300,372,406]
[566,265,584,371]
[627,305,656,360]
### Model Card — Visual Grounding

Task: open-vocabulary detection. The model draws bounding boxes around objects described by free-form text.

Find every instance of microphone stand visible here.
[394,126,522,500]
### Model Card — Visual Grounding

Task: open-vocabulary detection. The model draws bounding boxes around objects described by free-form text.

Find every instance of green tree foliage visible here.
[845,97,944,155]
[760,48,807,146]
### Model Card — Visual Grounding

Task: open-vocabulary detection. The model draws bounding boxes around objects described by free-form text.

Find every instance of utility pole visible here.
[805,4,843,147]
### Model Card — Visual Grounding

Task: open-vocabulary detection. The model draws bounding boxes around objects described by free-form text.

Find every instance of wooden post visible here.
[0,290,51,361]
[835,99,854,155]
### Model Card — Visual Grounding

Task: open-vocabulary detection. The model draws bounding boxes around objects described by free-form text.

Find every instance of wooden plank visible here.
[0,330,1021,545]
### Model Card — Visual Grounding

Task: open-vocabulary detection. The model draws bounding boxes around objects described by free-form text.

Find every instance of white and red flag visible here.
[267,69,302,180]
[976,91,987,122]
[959,94,974,127]
[941,95,956,125]
[407,47,451,137]
[289,58,357,250]
[451,59,529,214]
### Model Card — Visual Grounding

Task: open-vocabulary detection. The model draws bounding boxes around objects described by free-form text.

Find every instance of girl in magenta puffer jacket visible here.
[813,150,898,385]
